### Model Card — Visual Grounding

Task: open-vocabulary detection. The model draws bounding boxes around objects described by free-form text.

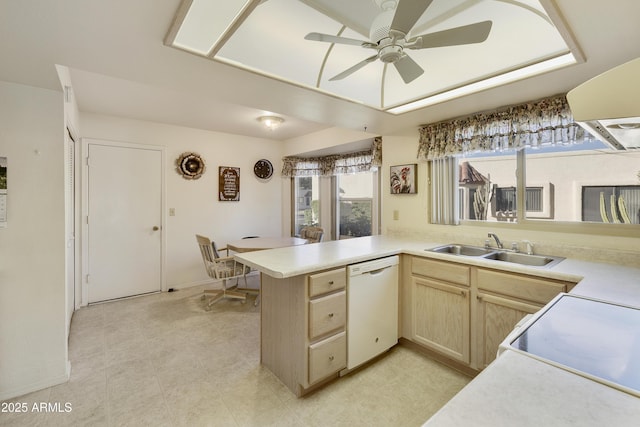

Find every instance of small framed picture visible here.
[390,164,417,194]
[219,166,240,201]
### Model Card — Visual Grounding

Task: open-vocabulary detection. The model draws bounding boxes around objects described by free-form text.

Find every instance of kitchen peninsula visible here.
[235,235,640,425]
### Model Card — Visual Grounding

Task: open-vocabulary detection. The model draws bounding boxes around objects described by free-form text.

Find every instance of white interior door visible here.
[87,142,163,303]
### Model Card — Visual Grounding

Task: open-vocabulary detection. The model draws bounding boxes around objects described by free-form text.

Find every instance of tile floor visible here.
[1,276,471,426]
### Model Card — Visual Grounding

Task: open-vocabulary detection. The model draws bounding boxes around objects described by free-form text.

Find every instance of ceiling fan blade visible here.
[329,54,379,81]
[408,20,493,49]
[305,32,375,48]
[393,54,424,84]
[390,0,435,36]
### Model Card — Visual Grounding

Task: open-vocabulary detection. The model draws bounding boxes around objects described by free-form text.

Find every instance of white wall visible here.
[80,113,285,289]
[380,134,640,265]
[0,81,69,400]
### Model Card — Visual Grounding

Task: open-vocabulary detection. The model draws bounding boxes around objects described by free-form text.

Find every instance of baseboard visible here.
[168,271,261,292]
[399,338,479,378]
[0,362,71,401]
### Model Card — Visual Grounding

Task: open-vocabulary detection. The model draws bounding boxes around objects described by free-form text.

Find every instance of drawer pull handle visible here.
[329,355,334,361]
[328,313,334,318]
[328,281,334,286]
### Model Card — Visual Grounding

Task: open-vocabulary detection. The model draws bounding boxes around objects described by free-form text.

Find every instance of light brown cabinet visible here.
[475,268,574,368]
[260,267,346,396]
[408,256,576,372]
[411,258,471,364]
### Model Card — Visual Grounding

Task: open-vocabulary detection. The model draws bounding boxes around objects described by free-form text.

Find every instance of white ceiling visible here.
[1,0,639,151]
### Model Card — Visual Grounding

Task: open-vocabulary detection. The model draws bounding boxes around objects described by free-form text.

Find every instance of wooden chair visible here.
[300,226,324,243]
[195,234,251,308]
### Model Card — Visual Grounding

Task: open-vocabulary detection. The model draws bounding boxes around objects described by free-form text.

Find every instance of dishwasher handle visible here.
[364,266,390,276]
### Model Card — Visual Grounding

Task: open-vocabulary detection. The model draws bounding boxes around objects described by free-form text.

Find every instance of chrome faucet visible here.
[487,233,503,249]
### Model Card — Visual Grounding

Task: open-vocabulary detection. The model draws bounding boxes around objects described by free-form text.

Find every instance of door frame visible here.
[79,138,166,306]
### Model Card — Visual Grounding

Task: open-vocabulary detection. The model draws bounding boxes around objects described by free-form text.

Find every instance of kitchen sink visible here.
[429,244,496,257]
[482,251,565,268]
[427,244,565,268]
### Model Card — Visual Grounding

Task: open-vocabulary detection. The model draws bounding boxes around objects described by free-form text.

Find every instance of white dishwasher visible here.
[346,256,399,370]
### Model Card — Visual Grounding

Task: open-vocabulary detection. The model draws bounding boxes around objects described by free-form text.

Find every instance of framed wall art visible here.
[219,166,240,201]
[390,164,417,194]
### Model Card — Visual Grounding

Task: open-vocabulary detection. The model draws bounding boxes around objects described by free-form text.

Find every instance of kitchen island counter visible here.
[235,235,640,424]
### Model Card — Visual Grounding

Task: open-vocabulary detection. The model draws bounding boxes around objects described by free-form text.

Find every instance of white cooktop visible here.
[504,293,640,397]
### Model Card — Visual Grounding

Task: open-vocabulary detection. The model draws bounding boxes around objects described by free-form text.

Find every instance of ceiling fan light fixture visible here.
[258,115,284,130]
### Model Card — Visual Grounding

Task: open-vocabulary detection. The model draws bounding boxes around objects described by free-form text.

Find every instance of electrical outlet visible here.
[169,208,175,216]
[393,210,399,220]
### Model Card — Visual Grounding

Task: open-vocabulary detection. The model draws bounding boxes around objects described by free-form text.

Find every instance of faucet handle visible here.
[511,242,519,252]
[522,240,534,255]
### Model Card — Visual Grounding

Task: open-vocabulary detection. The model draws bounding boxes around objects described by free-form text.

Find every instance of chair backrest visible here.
[196,234,249,280]
[300,226,324,243]
[196,234,215,265]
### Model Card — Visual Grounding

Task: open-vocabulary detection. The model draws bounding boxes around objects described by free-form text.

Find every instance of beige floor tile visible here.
[2,284,472,426]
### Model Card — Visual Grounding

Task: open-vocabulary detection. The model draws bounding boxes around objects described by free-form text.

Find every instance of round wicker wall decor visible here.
[176,152,205,180]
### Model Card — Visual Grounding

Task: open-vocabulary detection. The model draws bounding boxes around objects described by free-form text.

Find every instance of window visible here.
[455,141,640,225]
[582,185,640,224]
[293,176,320,235]
[458,153,517,222]
[337,172,378,239]
[524,142,640,223]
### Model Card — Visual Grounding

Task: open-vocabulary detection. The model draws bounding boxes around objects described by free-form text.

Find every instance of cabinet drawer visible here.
[309,291,346,340]
[308,268,346,297]
[412,257,470,286]
[477,269,568,304]
[308,331,346,384]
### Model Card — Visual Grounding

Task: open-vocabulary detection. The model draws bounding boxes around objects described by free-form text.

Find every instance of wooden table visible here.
[227,236,308,253]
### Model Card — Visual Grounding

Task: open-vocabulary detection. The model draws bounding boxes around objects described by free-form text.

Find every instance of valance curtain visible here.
[417,94,592,160]
[281,138,382,177]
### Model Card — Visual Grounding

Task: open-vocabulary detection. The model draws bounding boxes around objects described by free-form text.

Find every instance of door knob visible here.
[153,226,160,231]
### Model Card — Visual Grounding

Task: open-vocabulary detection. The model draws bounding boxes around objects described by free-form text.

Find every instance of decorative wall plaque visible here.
[176,152,205,180]
[219,166,240,201]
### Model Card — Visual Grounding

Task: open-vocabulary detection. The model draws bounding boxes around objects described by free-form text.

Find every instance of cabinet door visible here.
[412,277,470,364]
[476,293,541,368]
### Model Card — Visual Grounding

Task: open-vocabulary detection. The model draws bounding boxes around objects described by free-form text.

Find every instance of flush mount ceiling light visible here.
[258,115,284,130]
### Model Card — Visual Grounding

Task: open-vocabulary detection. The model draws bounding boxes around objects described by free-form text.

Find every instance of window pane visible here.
[525,143,640,223]
[293,176,319,235]
[582,186,640,224]
[338,172,373,238]
[459,153,517,222]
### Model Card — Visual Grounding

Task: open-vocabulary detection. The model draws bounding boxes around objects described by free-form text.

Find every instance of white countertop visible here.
[236,235,640,305]
[424,350,640,427]
[235,235,640,425]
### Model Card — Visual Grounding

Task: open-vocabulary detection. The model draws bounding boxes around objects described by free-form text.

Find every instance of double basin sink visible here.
[427,244,564,268]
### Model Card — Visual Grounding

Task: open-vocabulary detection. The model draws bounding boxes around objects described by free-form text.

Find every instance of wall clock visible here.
[176,152,205,180]
[254,159,274,180]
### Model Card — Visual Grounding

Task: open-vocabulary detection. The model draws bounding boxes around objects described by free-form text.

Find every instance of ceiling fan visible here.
[305,0,493,84]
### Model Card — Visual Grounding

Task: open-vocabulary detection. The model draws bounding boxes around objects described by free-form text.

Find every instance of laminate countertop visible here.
[235,235,640,426]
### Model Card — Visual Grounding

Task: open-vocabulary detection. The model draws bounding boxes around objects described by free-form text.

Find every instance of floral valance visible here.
[281,137,382,177]
[417,94,592,160]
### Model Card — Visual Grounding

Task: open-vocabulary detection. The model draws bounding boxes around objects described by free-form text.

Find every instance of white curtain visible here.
[430,157,459,225]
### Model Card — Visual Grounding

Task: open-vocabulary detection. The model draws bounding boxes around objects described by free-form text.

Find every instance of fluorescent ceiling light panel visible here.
[173,0,251,55]
[388,52,578,114]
